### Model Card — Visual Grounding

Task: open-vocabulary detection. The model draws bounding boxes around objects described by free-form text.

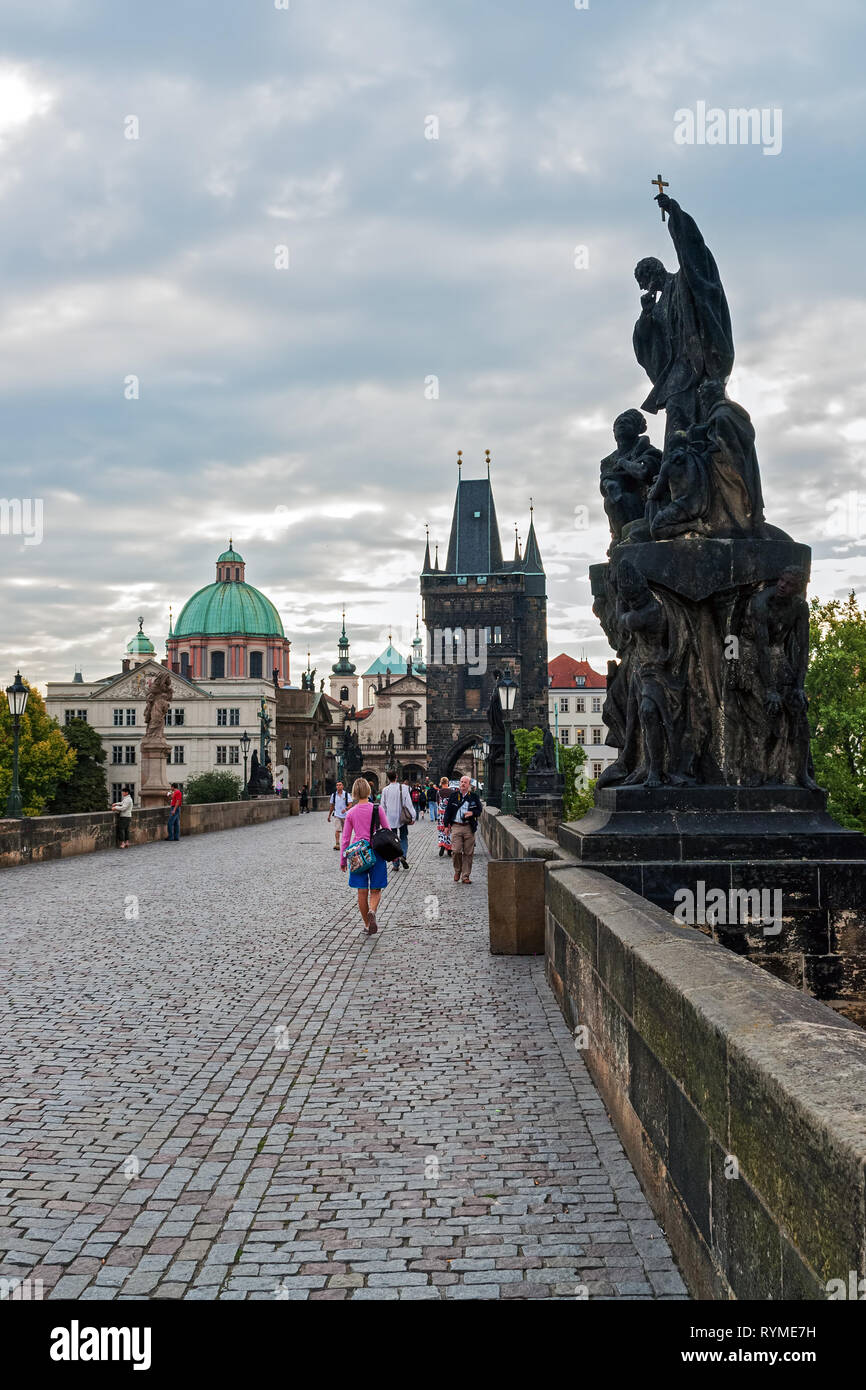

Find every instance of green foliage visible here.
[806,592,866,833]
[560,742,592,821]
[0,681,76,816]
[47,719,109,814]
[511,727,591,821]
[184,771,242,804]
[512,727,543,793]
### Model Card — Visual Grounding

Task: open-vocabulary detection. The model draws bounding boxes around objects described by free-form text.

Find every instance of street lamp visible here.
[480,735,490,799]
[4,671,29,818]
[310,746,317,799]
[498,668,518,815]
[283,742,291,798]
[240,730,252,800]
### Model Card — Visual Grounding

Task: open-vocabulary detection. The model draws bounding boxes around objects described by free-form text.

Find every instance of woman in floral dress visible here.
[436,775,452,858]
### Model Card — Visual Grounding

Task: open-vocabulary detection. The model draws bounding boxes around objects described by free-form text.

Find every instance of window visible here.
[210,651,225,679]
[249,652,263,678]
[64,710,75,724]
[112,745,123,764]
[111,783,125,802]
[575,728,586,745]
[217,708,227,726]
[575,698,585,713]
[340,685,349,702]
[165,708,185,726]
[113,708,124,726]
[180,653,190,678]
[229,746,239,765]
[575,675,586,687]
[477,575,487,584]
[235,567,240,580]
[457,577,467,586]
[125,746,136,764]
[125,709,136,726]
[559,698,569,713]
[592,762,603,779]
[172,746,185,765]
[492,626,502,645]
[592,697,601,713]
[229,708,239,726]
[592,728,602,745]
[559,728,570,745]
[216,746,227,764]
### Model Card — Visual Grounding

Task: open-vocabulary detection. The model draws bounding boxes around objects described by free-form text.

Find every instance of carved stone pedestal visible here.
[139,738,171,809]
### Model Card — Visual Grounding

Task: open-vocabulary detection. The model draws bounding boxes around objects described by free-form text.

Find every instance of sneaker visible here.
[401,859,409,870]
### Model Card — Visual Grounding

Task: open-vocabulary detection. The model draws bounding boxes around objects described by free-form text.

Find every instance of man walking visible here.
[444,775,483,883]
[328,780,350,850]
[380,769,415,871]
[167,782,182,841]
[426,781,438,822]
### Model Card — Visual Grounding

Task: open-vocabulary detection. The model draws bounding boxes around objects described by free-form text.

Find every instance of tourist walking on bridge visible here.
[328,780,350,850]
[436,776,452,857]
[341,778,392,935]
[380,769,415,871]
[444,775,483,883]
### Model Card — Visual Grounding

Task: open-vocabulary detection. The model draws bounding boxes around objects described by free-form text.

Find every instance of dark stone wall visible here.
[421,573,549,778]
[482,807,866,1300]
[0,799,294,870]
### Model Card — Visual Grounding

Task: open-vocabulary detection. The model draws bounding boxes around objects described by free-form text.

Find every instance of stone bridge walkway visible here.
[0,813,686,1300]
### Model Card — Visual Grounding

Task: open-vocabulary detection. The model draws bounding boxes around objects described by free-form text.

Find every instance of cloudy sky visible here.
[1,0,865,689]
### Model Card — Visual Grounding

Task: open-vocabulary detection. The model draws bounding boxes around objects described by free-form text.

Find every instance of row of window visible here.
[559,728,603,746]
[103,707,241,728]
[555,696,602,714]
[179,652,266,679]
[111,746,186,764]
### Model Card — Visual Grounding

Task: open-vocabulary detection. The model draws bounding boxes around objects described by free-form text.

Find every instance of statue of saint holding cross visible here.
[633,181,735,443]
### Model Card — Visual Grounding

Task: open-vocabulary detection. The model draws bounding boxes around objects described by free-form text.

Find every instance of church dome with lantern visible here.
[166,543,291,683]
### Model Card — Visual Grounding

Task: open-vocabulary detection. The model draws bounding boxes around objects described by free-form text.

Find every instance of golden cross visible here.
[651,173,669,220]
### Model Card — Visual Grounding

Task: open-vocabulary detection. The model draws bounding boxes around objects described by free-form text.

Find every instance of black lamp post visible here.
[5,671,29,818]
[498,668,518,815]
[283,742,291,798]
[481,735,490,798]
[240,730,251,800]
[310,747,317,799]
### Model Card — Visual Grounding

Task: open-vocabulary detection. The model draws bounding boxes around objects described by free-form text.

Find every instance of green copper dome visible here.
[218,544,244,564]
[174,581,284,638]
[127,617,155,654]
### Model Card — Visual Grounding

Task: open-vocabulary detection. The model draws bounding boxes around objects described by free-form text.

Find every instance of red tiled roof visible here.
[548,653,606,690]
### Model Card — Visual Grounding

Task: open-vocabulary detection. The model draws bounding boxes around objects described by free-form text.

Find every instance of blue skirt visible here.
[348,853,388,890]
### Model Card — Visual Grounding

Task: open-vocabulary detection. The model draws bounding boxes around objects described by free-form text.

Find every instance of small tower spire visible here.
[457,449,463,472]
[422,523,432,573]
[434,542,440,571]
[513,523,521,564]
[485,447,491,479]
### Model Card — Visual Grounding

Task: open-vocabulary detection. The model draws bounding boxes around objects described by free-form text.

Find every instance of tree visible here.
[806,592,866,833]
[184,771,242,804]
[511,726,591,820]
[47,720,109,814]
[0,680,76,816]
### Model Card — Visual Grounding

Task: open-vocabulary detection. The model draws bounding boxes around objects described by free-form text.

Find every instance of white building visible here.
[547,653,616,784]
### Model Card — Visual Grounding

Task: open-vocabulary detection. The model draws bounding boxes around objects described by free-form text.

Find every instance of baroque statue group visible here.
[593,186,814,792]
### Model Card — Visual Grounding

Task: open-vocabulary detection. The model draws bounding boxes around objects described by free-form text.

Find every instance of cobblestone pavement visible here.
[0,814,687,1300]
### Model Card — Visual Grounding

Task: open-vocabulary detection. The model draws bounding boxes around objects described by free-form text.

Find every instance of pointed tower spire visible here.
[422,523,432,573]
[522,498,545,577]
[513,523,521,564]
[485,447,491,479]
[434,543,439,571]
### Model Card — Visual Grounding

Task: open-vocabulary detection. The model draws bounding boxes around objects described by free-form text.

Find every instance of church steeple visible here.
[330,610,358,706]
[422,524,432,575]
[521,498,545,586]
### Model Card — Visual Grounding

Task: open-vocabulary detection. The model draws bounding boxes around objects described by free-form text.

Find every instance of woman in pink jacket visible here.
[340,777,392,936]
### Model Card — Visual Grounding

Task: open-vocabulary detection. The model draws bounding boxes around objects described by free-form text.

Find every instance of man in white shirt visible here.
[328,780,350,850]
[379,770,415,870]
